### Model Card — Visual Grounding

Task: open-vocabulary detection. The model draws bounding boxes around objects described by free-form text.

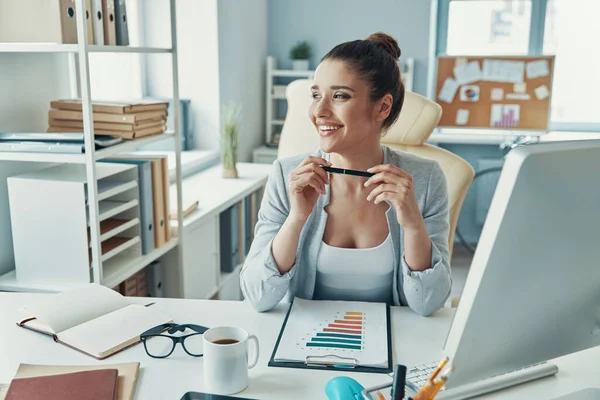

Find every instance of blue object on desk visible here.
[325,376,365,400]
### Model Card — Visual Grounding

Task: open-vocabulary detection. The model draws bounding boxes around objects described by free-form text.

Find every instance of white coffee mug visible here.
[203,326,259,395]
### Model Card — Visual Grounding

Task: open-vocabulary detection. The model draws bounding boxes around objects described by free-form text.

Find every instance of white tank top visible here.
[313,233,395,305]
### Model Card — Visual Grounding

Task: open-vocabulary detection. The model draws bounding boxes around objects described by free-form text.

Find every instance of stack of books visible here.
[47,99,169,140]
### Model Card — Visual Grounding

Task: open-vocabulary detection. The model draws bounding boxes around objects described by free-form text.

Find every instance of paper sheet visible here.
[455,57,468,68]
[491,88,504,101]
[456,109,470,125]
[514,83,527,93]
[459,85,480,102]
[273,298,389,368]
[506,93,531,100]
[454,61,482,85]
[526,60,550,79]
[482,60,525,83]
[490,104,520,128]
[438,78,459,104]
[535,85,550,100]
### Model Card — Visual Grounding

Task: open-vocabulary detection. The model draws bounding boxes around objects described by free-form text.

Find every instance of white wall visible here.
[142,0,221,151]
[217,0,267,162]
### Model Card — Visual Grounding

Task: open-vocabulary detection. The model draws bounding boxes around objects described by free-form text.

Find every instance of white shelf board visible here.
[272,69,313,77]
[91,199,138,223]
[102,237,178,288]
[98,218,140,242]
[0,43,171,54]
[101,236,141,263]
[0,270,86,293]
[0,132,175,163]
[95,180,138,202]
[272,94,286,100]
[271,120,285,126]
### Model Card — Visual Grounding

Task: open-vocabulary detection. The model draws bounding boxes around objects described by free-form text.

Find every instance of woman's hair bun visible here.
[366,32,401,60]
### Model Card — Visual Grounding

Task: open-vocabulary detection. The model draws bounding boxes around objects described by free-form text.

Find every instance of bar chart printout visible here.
[273,298,389,369]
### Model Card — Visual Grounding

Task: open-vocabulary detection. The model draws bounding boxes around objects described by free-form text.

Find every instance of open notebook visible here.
[16,284,172,360]
[269,298,392,373]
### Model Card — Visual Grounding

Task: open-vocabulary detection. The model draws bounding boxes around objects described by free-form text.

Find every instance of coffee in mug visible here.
[212,338,239,345]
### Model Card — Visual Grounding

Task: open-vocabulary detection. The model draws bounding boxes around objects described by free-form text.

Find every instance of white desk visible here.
[1,294,598,400]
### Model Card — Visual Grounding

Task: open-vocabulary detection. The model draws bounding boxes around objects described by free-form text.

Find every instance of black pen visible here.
[320,165,374,178]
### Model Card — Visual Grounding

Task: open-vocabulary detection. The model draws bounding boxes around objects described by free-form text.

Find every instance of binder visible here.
[101,159,156,255]
[268,299,393,374]
[85,0,94,44]
[0,0,77,44]
[160,157,171,243]
[91,0,105,45]
[102,0,116,45]
[148,261,164,298]
[114,0,129,45]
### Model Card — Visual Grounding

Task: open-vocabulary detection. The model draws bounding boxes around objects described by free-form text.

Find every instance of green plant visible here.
[289,41,311,60]
[221,102,241,172]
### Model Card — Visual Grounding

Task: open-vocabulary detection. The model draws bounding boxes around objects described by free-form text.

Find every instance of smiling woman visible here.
[240,32,452,316]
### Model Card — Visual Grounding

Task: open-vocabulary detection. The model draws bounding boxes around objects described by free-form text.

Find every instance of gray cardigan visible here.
[240,145,452,316]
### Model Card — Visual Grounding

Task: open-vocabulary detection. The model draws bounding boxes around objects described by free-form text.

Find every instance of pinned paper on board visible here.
[491,88,504,101]
[456,109,470,125]
[526,60,550,79]
[453,61,482,85]
[490,104,520,128]
[514,83,527,93]
[535,85,550,100]
[482,60,525,83]
[506,93,531,100]
[459,85,480,102]
[438,78,459,104]
[455,57,468,68]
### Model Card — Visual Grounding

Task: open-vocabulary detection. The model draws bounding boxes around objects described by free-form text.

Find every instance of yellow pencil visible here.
[428,356,449,383]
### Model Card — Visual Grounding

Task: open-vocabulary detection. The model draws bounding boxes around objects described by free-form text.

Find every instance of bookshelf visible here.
[0,0,184,292]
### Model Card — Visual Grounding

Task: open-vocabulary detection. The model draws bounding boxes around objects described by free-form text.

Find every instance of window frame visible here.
[435,0,600,132]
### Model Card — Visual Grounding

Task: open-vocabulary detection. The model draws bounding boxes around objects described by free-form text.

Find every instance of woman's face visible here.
[309,59,390,154]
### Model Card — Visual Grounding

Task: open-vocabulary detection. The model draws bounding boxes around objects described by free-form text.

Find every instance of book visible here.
[48,109,167,124]
[6,369,118,400]
[11,362,140,400]
[50,99,169,114]
[269,298,392,373]
[16,283,172,360]
[48,124,166,139]
[48,117,166,132]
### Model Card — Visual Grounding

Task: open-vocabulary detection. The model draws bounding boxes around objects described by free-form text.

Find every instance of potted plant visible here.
[221,102,241,178]
[289,41,311,71]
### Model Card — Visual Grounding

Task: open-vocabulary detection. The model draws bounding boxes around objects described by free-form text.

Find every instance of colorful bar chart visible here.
[490,104,520,128]
[306,312,364,350]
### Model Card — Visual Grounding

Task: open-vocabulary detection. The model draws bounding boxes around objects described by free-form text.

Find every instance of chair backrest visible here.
[278,79,474,256]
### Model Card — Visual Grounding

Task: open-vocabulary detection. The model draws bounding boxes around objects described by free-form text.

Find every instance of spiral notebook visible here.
[268,298,392,374]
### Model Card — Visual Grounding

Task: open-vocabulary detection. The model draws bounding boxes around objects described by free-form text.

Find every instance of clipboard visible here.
[268,300,393,374]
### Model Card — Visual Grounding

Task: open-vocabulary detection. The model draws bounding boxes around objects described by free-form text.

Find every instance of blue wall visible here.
[267,0,435,95]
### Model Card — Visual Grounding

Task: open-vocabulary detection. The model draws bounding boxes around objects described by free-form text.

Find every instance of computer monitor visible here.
[440,139,600,396]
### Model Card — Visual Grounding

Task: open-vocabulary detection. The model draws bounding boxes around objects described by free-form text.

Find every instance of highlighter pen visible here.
[320,165,374,178]
[427,356,449,384]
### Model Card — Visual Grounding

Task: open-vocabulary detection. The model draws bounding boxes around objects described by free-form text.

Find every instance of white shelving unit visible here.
[0,0,184,293]
[265,55,314,147]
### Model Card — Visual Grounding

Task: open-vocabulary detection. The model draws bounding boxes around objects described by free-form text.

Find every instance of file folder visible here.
[85,0,94,44]
[102,0,116,45]
[114,0,129,45]
[91,0,105,45]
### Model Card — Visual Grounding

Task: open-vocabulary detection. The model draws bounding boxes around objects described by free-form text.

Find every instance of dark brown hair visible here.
[322,32,405,132]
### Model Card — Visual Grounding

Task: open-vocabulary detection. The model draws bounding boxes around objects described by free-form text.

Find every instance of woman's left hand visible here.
[364,164,424,230]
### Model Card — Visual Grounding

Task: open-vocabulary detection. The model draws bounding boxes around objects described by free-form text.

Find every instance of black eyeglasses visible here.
[140,323,209,358]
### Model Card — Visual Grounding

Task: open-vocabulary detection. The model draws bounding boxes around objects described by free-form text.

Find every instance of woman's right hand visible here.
[288,156,330,223]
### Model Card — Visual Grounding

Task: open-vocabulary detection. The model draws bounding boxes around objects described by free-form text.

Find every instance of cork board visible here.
[435,56,555,131]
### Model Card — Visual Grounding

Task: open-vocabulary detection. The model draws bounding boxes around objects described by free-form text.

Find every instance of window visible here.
[543,0,600,124]
[446,0,532,56]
